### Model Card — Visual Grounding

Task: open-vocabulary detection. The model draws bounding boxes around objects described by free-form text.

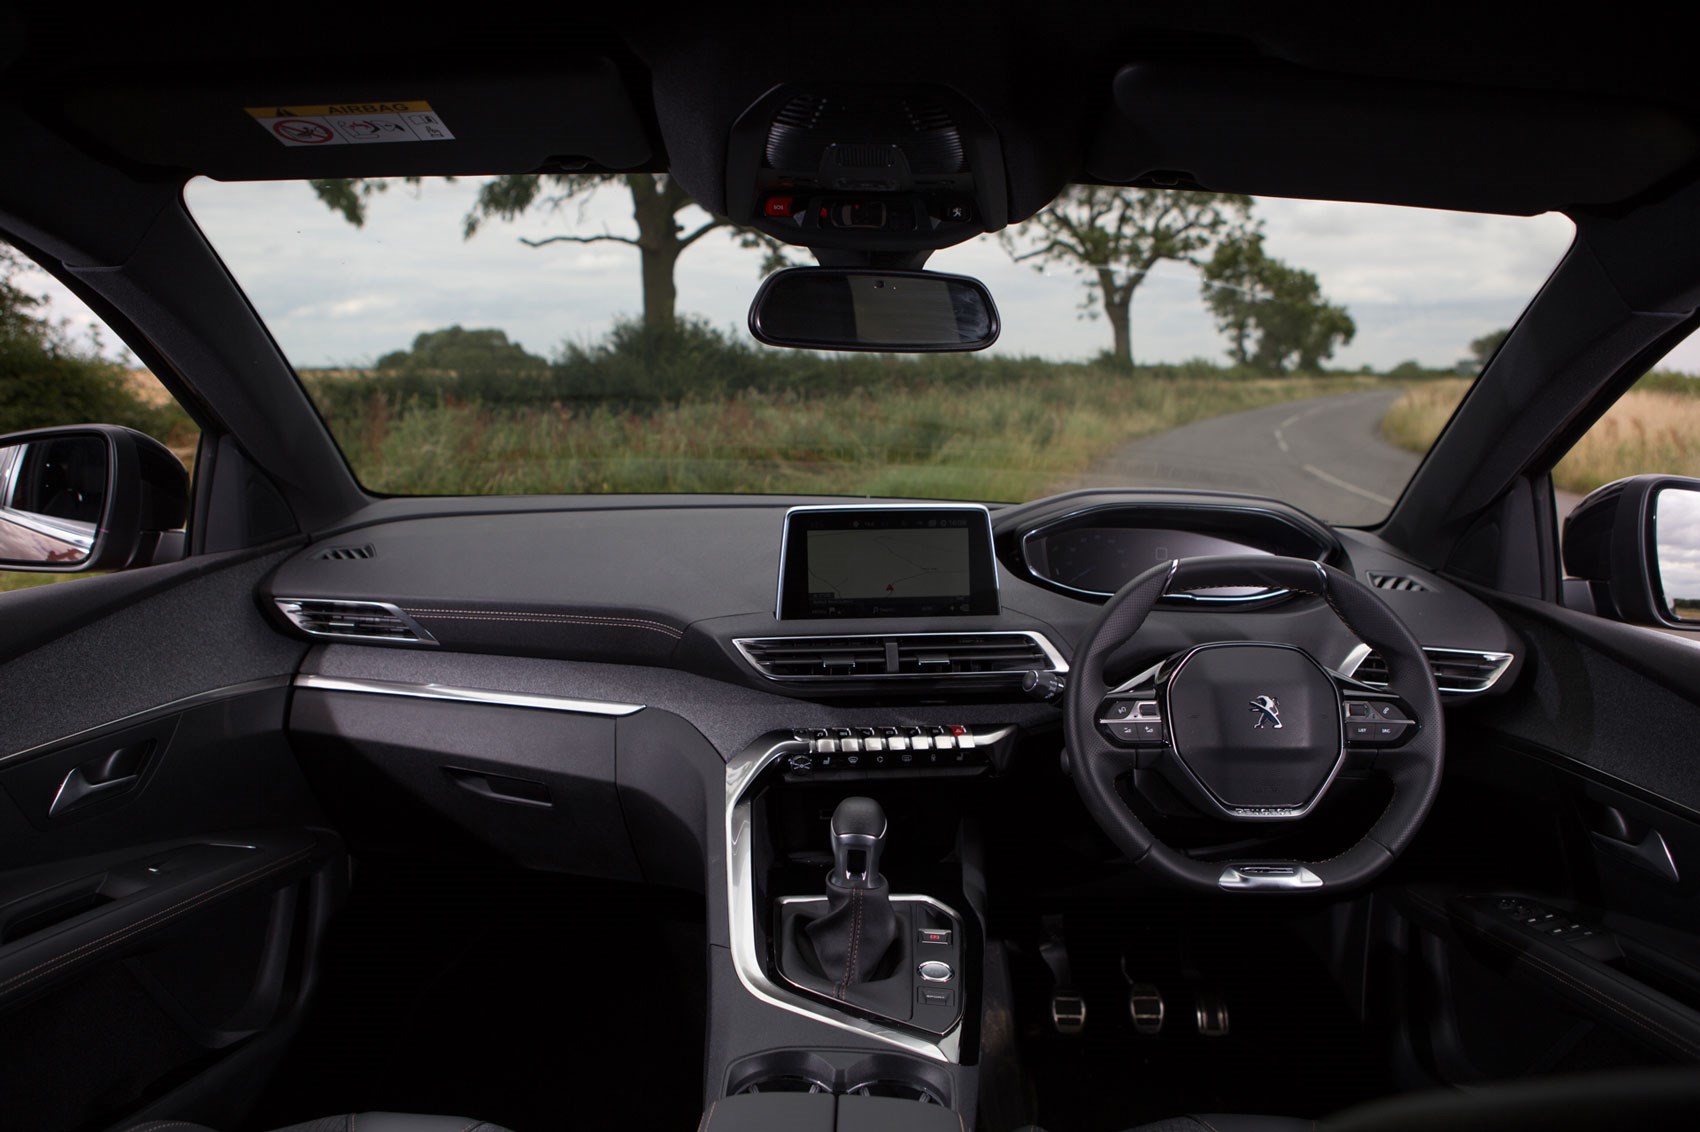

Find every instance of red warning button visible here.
[763,196,795,218]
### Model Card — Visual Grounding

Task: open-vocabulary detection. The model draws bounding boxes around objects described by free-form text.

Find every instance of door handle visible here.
[1588,804,1680,883]
[47,740,154,818]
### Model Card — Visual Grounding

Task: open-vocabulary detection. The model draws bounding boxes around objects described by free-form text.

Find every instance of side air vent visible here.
[314,544,374,561]
[1367,571,1427,592]
[734,631,1065,682]
[1351,647,1513,694]
[273,598,436,646]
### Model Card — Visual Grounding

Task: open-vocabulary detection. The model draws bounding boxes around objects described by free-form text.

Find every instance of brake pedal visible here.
[1194,989,1230,1037]
[1039,914,1086,1036]
[1118,956,1165,1035]
[1127,982,1165,1034]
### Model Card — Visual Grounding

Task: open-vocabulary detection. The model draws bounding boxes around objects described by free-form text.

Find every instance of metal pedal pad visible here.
[1050,991,1087,1035]
[1127,982,1165,1034]
[1194,990,1230,1037]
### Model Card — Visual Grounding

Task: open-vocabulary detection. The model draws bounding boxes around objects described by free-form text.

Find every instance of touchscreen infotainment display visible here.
[778,506,1000,619]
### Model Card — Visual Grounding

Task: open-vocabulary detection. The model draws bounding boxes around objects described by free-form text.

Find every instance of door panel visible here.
[0,544,344,1132]
[1383,590,1700,1082]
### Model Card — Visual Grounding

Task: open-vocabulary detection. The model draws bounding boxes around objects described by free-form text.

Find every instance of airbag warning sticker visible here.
[246,101,454,147]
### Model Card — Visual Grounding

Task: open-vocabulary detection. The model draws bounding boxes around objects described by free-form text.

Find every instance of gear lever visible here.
[829,795,888,887]
[805,797,901,991]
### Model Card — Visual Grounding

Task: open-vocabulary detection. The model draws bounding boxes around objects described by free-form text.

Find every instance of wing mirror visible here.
[748,268,999,352]
[1563,475,1700,626]
[0,425,189,573]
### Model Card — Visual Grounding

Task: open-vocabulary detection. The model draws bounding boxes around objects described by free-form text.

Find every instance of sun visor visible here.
[58,60,653,180]
[1090,63,1698,215]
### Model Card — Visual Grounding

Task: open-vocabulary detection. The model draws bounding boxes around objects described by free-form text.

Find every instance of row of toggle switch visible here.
[791,725,976,754]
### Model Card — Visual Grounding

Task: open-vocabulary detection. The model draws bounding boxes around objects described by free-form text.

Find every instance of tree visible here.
[1200,233,1355,374]
[999,186,1253,366]
[0,244,166,435]
[375,325,547,376]
[1467,327,1510,369]
[311,175,790,335]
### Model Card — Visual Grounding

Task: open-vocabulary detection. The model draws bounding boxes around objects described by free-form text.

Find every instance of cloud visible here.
[11,175,1620,375]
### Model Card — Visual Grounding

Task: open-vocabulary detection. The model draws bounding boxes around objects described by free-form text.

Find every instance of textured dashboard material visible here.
[265,495,1522,698]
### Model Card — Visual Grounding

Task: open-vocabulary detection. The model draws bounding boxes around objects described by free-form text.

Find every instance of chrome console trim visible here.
[293,674,644,717]
[725,727,1013,1063]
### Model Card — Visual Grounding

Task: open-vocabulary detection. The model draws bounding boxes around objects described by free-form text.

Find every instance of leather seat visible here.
[125,1114,514,1132]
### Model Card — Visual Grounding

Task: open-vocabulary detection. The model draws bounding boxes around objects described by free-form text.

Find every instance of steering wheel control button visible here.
[1103,700,1136,721]
[917,960,953,982]
[918,927,952,946]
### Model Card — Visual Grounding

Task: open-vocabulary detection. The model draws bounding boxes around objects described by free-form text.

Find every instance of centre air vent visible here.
[1350,646,1513,694]
[273,598,436,646]
[734,631,1065,682]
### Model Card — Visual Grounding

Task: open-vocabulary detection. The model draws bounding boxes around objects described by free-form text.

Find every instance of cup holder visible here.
[725,1050,952,1108]
[734,1074,832,1095]
[846,1080,945,1105]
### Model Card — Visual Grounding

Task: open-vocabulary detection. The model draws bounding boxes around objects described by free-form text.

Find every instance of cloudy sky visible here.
[14,175,1700,374]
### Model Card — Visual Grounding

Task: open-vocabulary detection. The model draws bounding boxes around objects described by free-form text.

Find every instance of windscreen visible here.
[183,176,1576,523]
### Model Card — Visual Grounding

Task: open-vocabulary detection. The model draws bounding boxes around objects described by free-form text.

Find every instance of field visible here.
[1381,372,1700,494]
[316,368,1389,500]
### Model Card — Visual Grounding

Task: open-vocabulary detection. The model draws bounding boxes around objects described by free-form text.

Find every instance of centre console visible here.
[711,724,1017,1128]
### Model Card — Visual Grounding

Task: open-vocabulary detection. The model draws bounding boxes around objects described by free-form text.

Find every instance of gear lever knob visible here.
[829,796,888,889]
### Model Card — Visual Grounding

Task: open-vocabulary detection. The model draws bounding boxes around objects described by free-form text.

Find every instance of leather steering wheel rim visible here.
[1063,554,1445,893]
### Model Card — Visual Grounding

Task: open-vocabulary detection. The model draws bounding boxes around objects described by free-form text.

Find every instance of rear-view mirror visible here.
[748,268,1000,353]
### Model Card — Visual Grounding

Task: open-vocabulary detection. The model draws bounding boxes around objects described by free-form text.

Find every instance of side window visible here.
[1555,328,1700,520]
[1,238,199,591]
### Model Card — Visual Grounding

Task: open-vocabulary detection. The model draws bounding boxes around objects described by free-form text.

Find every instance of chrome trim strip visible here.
[1219,864,1323,890]
[274,598,438,647]
[725,727,1014,1062]
[0,676,293,767]
[293,674,644,717]
[774,503,999,620]
[1345,645,1516,695]
[732,629,1068,682]
[1335,642,1375,680]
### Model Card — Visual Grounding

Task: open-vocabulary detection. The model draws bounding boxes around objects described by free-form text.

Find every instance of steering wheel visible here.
[1063,554,1444,893]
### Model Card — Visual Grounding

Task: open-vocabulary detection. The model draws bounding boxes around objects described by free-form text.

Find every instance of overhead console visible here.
[724,83,1010,262]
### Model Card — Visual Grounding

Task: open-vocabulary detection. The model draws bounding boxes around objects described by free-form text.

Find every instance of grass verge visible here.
[1380,372,1700,494]
[332,370,1392,499]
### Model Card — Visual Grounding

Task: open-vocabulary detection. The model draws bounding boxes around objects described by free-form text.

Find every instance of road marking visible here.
[1302,463,1394,506]
[1274,429,1290,453]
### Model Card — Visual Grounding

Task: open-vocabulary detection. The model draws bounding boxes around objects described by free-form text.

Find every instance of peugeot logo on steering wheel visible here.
[1249,695,1283,729]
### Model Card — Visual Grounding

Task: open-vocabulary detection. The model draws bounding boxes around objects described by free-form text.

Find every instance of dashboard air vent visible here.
[1367,571,1426,592]
[314,544,374,561]
[1351,647,1513,694]
[735,631,1065,682]
[273,598,436,646]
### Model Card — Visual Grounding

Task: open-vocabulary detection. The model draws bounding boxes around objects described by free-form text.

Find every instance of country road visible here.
[1064,389,1419,524]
